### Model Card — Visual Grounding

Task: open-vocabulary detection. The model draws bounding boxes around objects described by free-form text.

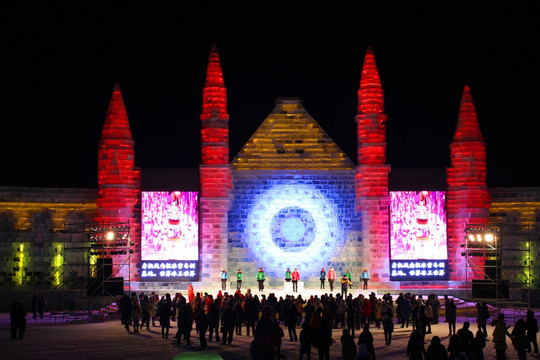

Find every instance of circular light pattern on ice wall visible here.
[246,185,339,277]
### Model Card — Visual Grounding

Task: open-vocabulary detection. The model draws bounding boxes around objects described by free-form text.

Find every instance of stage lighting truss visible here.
[461,225,501,257]
[87,223,133,257]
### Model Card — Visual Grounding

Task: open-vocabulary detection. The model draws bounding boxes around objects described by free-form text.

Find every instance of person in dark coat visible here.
[457,321,474,359]
[476,301,490,338]
[382,304,394,346]
[119,293,132,331]
[447,334,463,360]
[426,335,448,360]
[341,328,357,360]
[511,318,528,360]
[221,300,237,345]
[284,298,300,342]
[10,301,26,340]
[446,299,457,336]
[316,315,333,360]
[407,329,426,360]
[472,330,486,360]
[298,321,312,360]
[208,296,221,341]
[195,304,208,349]
[159,293,173,339]
[526,310,538,353]
[235,300,244,336]
[177,298,193,346]
[357,324,375,360]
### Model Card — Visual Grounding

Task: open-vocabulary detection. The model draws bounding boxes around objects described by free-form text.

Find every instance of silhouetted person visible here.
[457,321,474,358]
[10,301,26,340]
[160,293,173,338]
[512,318,528,360]
[407,329,426,360]
[492,314,511,360]
[177,298,193,346]
[284,298,300,342]
[195,304,208,349]
[299,321,312,360]
[208,297,221,341]
[316,316,332,360]
[426,335,448,360]
[357,324,375,360]
[446,299,457,336]
[526,310,538,353]
[221,301,236,345]
[382,304,394,346]
[341,329,356,360]
[472,330,486,360]
[476,301,490,338]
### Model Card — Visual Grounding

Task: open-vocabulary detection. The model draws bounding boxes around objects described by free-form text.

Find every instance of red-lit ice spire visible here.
[452,85,485,143]
[448,85,487,186]
[356,46,387,165]
[199,45,232,284]
[96,83,141,282]
[447,85,490,283]
[200,44,229,164]
[101,82,133,140]
[358,46,384,115]
[355,46,390,286]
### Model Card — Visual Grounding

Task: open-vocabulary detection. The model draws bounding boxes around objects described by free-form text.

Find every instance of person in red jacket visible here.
[328,267,336,292]
[291,268,300,292]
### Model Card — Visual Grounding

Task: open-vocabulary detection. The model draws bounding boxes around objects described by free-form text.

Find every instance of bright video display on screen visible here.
[141,191,199,260]
[140,192,199,281]
[390,191,448,280]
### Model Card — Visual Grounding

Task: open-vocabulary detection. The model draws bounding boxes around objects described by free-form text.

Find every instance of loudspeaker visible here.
[96,258,113,278]
[484,259,500,280]
[472,279,509,299]
[87,277,124,297]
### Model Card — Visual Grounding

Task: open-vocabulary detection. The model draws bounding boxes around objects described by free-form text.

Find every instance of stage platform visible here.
[132,282,468,301]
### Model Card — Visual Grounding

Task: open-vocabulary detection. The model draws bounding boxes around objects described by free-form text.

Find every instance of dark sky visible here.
[2,2,539,189]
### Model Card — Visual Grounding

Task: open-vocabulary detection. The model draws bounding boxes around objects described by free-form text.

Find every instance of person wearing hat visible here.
[328,267,336,292]
[361,267,370,290]
[220,267,228,290]
[320,268,326,289]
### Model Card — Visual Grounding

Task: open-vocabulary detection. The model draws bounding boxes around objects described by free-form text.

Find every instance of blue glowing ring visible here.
[246,185,339,278]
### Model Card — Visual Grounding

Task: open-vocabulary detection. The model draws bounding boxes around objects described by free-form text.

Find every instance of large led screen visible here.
[390,191,448,280]
[140,191,199,281]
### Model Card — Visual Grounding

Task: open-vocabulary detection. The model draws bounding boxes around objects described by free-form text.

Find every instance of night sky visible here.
[3,3,539,189]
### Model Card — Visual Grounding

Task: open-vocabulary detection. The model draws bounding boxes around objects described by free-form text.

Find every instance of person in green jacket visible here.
[285,268,292,282]
[257,268,265,291]
[345,269,352,289]
[236,269,243,290]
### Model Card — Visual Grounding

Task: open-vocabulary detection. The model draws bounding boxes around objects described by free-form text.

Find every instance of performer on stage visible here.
[328,267,336,292]
[291,268,300,292]
[257,268,265,291]
[345,269,352,289]
[361,267,370,290]
[341,274,352,297]
[220,268,228,290]
[236,269,243,290]
[320,268,326,289]
[285,268,292,282]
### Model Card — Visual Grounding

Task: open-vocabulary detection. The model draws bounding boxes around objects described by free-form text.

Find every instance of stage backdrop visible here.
[389,191,448,281]
[140,191,199,281]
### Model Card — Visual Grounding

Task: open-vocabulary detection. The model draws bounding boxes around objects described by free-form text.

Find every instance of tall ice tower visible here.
[447,86,490,283]
[96,83,141,282]
[355,47,391,285]
[199,44,232,283]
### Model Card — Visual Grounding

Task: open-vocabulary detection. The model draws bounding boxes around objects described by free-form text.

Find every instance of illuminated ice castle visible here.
[0,45,538,294]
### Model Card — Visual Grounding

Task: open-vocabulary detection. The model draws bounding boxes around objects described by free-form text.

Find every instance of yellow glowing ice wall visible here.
[13,242,30,285]
[51,242,64,286]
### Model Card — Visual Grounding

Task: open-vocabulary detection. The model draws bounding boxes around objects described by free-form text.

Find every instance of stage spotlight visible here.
[485,233,494,242]
[106,231,115,241]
